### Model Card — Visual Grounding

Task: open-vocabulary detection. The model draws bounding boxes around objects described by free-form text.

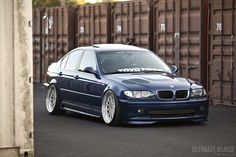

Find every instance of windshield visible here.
[97,51,172,74]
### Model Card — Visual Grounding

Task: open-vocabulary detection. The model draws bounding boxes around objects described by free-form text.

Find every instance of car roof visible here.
[72,44,150,52]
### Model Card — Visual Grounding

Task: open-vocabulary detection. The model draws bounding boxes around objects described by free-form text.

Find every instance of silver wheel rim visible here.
[46,86,57,113]
[102,94,116,124]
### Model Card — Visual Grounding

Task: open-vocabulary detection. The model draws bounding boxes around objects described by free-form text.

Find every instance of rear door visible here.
[59,49,84,106]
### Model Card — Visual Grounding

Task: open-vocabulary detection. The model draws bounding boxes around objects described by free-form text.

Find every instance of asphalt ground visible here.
[34,84,236,157]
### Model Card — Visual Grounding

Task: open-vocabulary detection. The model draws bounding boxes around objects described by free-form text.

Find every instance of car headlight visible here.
[190,88,206,97]
[124,91,154,98]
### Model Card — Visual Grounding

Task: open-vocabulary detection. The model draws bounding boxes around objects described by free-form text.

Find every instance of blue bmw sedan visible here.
[45,44,208,125]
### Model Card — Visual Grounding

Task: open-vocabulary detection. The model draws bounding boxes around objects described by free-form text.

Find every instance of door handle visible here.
[74,75,79,79]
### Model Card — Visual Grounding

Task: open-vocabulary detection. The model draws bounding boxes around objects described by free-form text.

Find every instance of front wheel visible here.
[46,84,65,115]
[101,91,121,126]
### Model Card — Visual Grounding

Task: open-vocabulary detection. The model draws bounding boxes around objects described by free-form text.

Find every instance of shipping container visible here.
[153,0,208,87]
[33,6,75,83]
[0,0,34,156]
[33,8,43,83]
[75,3,111,47]
[111,0,153,50]
[208,0,236,106]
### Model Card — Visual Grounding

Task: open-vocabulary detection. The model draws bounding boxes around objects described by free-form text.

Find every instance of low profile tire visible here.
[46,84,65,115]
[102,90,121,126]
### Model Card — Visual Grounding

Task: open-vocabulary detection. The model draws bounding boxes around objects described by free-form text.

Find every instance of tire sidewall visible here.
[46,84,63,115]
[102,90,120,126]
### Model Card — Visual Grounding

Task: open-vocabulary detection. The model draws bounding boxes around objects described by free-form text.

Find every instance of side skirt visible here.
[63,107,101,118]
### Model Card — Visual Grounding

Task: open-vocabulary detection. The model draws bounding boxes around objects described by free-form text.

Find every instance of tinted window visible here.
[97,51,172,74]
[65,50,84,70]
[60,55,69,69]
[79,51,96,71]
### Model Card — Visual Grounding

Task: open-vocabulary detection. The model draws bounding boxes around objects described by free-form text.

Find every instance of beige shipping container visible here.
[0,0,34,157]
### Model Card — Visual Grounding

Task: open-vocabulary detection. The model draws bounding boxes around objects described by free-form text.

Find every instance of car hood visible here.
[105,73,195,91]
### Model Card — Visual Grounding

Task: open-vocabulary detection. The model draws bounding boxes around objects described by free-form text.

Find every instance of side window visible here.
[65,50,84,71]
[60,55,69,69]
[79,50,96,71]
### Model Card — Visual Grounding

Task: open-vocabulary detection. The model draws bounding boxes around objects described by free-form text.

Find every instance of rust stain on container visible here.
[111,0,153,50]
[0,0,33,156]
[208,0,236,106]
[16,1,33,152]
[75,3,111,47]
[33,6,75,83]
[153,0,208,87]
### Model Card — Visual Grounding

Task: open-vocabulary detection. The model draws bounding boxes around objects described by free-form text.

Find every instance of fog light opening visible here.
[200,106,205,111]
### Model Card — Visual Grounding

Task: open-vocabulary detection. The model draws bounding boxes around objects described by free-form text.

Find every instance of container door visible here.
[208,0,236,105]
[33,9,43,83]
[39,7,75,83]
[111,0,152,50]
[153,0,207,87]
[75,4,110,47]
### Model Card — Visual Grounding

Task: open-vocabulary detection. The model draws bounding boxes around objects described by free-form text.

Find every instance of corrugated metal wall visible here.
[33,6,75,83]
[75,3,111,46]
[33,8,43,83]
[153,0,208,87]
[111,0,153,49]
[208,0,236,106]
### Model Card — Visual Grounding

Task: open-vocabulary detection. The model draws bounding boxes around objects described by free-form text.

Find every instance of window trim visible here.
[78,49,98,73]
[60,53,69,69]
[63,49,85,71]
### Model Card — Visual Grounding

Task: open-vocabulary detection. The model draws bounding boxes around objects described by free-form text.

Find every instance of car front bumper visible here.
[118,98,209,124]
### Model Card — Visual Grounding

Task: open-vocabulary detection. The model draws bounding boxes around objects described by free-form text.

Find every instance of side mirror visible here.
[84,67,100,78]
[170,65,178,73]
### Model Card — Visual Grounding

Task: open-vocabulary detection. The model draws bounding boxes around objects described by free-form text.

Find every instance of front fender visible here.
[43,79,57,87]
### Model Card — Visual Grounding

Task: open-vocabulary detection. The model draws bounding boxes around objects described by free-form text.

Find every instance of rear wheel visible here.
[102,91,121,126]
[46,84,65,115]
